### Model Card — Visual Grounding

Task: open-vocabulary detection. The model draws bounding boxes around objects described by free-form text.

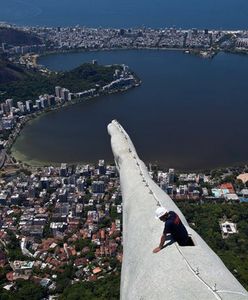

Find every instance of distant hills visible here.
[0,26,43,85]
[0,27,42,46]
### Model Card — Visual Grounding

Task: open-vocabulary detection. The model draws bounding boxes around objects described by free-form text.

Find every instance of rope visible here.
[175,243,222,300]
[217,290,248,297]
[113,120,163,207]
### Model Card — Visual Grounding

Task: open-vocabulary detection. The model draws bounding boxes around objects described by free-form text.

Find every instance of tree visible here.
[176,201,248,290]
[59,274,120,300]
[6,230,25,261]
[55,264,75,294]
[74,238,91,252]
[0,280,45,300]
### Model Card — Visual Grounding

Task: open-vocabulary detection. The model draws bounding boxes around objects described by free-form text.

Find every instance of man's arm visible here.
[153,233,166,253]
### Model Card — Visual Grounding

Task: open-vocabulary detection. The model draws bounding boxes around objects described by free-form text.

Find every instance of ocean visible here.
[0,0,248,29]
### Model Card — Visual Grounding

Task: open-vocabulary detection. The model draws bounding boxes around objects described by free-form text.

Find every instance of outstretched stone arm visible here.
[108,120,248,300]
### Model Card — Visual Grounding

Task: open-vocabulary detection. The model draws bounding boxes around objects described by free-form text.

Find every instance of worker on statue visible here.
[153,207,189,253]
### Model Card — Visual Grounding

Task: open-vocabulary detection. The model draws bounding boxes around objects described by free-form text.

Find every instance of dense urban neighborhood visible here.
[0,156,247,298]
[2,23,248,67]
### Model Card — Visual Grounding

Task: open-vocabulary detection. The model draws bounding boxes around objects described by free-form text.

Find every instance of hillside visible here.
[0,58,28,84]
[0,27,42,46]
[0,63,118,103]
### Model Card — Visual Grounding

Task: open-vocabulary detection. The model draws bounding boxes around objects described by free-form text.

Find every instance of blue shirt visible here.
[163,211,189,246]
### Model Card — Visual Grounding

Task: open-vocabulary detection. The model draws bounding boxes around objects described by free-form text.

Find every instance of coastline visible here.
[34,46,248,70]
[35,47,215,68]
[11,143,248,173]
[10,96,248,172]
[7,47,248,171]
[9,80,141,168]
[11,48,248,171]
[34,46,248,74]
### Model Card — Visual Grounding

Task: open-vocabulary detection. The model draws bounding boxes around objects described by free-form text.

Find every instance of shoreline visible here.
[35,47,214,68]
[10,101,248,173]
[9,83,140,168]
[8,48,248,171]
[34,44,248,66]
[10,143,248,174]
[9,91,248,172]
[34,47,248,74]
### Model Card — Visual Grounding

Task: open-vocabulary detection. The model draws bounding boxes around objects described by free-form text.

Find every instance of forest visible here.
[0,62,119,102]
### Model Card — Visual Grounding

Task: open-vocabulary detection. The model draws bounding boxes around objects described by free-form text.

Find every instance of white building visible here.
[220,221,238,239]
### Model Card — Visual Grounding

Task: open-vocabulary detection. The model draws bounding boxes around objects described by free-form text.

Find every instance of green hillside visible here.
[0,62,118,103]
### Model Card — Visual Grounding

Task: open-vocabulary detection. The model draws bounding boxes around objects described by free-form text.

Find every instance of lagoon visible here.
[12,50,248,170]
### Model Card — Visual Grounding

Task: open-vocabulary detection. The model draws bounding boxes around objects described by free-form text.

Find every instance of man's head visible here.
[155,207,169,221]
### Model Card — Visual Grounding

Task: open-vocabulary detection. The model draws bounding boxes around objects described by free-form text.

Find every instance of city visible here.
[0,152,247,297]
[1,23,248,68]
[1,11,248,300]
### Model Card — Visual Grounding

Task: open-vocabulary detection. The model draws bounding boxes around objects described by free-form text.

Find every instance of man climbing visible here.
[153,207,189,253]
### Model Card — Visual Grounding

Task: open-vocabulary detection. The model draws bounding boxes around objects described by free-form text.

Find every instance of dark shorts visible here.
[177,237,189,246]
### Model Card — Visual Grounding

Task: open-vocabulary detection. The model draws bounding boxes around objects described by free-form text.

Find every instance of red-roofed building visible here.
[220,183,235,194]
[50,259,61,267]
[0,250,7,267]
[74,258,87,268]
[100,229,105,240]
[92,267,102,275]
[0,231,7,240]
[6,272,14,281]
[89,275,97,281]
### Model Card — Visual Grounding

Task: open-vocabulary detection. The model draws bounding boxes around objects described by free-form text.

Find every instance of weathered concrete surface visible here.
[108,120,248,300]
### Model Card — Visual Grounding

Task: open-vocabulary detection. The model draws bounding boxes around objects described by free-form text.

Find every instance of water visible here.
[0,0,248,29]
[12,50,248,170]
